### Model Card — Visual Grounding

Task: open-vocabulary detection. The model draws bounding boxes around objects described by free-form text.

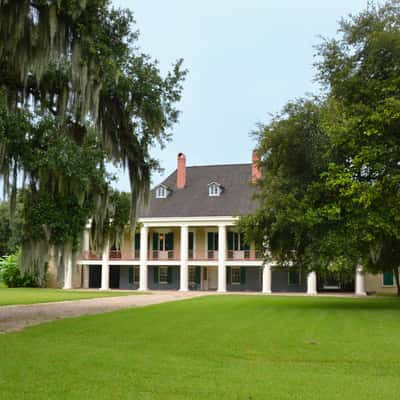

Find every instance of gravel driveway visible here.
[0,291,209,333]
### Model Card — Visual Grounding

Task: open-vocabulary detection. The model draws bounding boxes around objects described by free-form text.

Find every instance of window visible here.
[134,233,140,258]
[288,269,300,286]
[159,266,168,284]
[156,186,168,198]
[152,232,174,259]
[189,231,194,259]
[231,267,241,285]
[383,271,394,286]
[153,232,174,251]
[207,231,218,259]
[189,267,196,283]
[208,183,221,197]
[128,268,133,284]
[134,267,140,283]
[228,232,250,251]
[227,232,250,259]
[207,232,218,250]
[128,267,140,284]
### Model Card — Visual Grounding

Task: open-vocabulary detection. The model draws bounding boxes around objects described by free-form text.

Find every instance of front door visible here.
[89,265,101,288]
[109,266,120,289]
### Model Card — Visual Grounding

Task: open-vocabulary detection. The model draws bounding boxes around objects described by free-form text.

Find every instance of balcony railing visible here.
[188,250,218,261]
[81,249,262,261]
[148,250,179,260]
[226,250,262,261]
[109,250,122,259]
[81,251,101,260]
[109,250,140,260]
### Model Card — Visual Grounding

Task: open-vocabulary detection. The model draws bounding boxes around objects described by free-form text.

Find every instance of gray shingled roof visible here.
[139,163,259,218]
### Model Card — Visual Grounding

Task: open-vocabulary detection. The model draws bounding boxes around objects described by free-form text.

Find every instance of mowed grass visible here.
[1,296,400,400]
[0,287,136,306]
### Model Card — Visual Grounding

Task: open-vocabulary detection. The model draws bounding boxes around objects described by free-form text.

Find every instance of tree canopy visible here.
[0,0,186,284]
[241,0,400,294]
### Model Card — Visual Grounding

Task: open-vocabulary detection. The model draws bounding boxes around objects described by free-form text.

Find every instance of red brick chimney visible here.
[177,152,186,189]
[252,150,261,183]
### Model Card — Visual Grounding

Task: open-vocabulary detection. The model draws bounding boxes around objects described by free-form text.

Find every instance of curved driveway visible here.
[0,291,209,333]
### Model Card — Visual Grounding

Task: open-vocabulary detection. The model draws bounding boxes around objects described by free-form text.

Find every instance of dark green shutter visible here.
[153,233,159,251]
[189,232,194,251]
[208,232,214,250]
[228,232,234,251]
[195,267,201,284]
[128,267,133,284]
[167,267,173,284]
[240,267,246,284]
[153,267,158,284]
[166,232,174,250]
[135,233,140,250]
[226,267,231,284]
[383,271,394,286]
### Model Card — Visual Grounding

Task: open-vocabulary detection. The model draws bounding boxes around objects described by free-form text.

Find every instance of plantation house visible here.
[62,152,397,295]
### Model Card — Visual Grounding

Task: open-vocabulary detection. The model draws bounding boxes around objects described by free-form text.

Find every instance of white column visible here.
[355,265,366,296]
[83,265,89,289]
[83,229,90,251]
[100,241,110,290]
[307,271,317,295]
[63,252,73,289]
[180,225,189,291]
[262,263,272,294]
[218,225,227,292]
[139,225,148,291]
[81,230,90,289]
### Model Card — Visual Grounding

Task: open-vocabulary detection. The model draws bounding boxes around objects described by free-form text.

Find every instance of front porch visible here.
[75,264,365,295]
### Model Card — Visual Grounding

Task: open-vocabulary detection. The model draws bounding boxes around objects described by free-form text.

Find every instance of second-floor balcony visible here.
[81,251,101,260]
[226,250,262,261]
[80,249,262,262]
[80,250,140,261]
[188,250,218,261]
[109,250,140,260]
[148,250,180,260]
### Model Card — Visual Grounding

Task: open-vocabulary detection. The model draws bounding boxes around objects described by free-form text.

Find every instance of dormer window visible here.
[208,182,222,197]
[155,185,169,199]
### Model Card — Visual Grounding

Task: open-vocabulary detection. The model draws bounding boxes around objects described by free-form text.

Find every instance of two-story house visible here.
[67,152,397,296]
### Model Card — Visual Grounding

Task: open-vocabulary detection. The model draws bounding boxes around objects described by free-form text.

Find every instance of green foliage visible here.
[0,1,186,282]
[315,0,400,289]
[0,253,20,287]
[0,197,23,256]
[0,251,41,288]
[240,98,336,270]
[90,190,132,255]
[241,1,400,293]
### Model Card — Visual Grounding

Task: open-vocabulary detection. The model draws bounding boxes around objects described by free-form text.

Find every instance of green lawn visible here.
[1,295,399,399]
[0,287,135,306]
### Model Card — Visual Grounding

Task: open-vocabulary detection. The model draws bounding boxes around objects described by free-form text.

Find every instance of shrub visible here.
[0,252,40,288]
[0,253,21,287]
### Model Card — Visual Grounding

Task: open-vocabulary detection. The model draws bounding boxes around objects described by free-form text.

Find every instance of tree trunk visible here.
[393,268,400,297]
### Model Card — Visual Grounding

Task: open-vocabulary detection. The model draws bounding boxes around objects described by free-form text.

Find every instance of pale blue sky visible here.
[113,0,367,190]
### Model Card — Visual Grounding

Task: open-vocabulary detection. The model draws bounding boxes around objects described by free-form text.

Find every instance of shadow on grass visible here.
[210,294,400,312]
[269,296,400,311]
